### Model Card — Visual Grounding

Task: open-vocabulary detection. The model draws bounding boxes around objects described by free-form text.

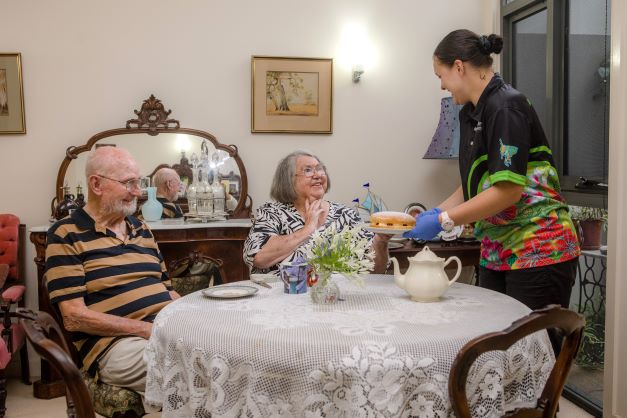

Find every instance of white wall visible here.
[0,0,496,374]
[605,0,627,416]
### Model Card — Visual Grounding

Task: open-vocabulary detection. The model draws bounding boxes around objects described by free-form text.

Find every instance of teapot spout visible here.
[390,257,405,288]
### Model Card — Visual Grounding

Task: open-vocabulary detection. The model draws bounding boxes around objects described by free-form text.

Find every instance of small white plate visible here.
[362,223,412,236]
[202,285,258,299]
[388,242,404,249]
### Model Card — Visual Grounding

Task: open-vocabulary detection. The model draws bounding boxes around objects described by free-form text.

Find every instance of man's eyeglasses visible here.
[97,175,142,192]
[296,165,326,178]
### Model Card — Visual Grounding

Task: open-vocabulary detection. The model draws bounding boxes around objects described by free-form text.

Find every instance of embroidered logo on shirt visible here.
[499,139,518,167]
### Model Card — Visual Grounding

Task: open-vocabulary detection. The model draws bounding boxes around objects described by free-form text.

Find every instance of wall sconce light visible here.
[338,22,376,84]
[352,64,364,83]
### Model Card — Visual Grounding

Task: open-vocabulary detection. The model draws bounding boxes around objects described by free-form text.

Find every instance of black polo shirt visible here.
[455,74,580,270]
[458,74,556,200]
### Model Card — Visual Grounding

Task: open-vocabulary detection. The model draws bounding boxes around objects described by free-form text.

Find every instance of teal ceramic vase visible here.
[141,187,163,221]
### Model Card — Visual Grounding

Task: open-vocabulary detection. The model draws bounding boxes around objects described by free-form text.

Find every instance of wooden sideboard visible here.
[29,219,252,399]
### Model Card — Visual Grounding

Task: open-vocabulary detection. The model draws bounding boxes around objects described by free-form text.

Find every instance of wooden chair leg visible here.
[19,344,31,385]
[0,370,6,418]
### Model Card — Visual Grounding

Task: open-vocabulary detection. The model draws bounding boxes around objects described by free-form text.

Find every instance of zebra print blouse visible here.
[243,201,373,275]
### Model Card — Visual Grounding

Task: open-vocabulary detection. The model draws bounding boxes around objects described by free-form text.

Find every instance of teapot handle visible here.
[443,256,462,286]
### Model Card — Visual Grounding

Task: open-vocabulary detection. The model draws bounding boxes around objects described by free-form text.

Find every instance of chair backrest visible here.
[0,264,8,289]
[0,214,24,285]
[168,251,226,296]
[449,305,585,418]
[40,273,83,366]
[18,309,96,418]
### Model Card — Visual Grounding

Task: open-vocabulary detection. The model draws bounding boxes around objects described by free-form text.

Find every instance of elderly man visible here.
[45,146,180,396]
[151,167,184,218]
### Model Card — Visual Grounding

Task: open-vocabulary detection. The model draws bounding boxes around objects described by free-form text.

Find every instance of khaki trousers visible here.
[98,336,148,394]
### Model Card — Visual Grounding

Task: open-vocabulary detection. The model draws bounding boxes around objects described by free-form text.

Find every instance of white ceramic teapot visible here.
[390,246,462,302]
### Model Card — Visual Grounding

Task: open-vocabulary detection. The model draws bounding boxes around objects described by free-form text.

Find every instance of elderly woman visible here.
[244,150,390,275]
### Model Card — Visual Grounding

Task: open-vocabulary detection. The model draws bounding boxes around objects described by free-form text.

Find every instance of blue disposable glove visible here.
[417,207,441,219]
[403,212,443,240]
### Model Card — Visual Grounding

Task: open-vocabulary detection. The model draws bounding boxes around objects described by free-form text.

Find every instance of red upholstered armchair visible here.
[0,214,31,418]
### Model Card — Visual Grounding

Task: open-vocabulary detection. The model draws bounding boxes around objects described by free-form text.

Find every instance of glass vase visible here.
[310,272,340,304]
[141,186,163,221]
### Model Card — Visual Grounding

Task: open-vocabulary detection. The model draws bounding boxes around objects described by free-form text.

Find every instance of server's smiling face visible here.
[433,57,469,105]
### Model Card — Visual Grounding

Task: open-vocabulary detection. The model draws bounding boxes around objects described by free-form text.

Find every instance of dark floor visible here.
[567,363,604,411]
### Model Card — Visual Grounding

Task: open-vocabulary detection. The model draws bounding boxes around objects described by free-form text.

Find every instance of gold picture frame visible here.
[251,56,332,134]
[0,53,26,134]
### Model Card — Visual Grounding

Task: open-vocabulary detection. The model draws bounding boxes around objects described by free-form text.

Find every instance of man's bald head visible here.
[84,146,141,218]
[85,146,137,178]
[153,167,181,202]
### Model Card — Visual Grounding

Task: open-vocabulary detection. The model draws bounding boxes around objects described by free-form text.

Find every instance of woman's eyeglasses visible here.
[296,166,326,178]
[97,175,142,192]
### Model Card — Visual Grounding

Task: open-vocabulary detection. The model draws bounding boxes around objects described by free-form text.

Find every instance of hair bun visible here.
[478,35,491,54]
[479,34,504,55]
[487,34,504,54]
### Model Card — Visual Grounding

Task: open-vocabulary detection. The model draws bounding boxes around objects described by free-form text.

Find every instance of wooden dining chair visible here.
[18,308,96,418]
[448,305,585,418]
[39,276,144,417]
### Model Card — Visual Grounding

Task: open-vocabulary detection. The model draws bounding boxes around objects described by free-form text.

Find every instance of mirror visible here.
[54,95,251,218]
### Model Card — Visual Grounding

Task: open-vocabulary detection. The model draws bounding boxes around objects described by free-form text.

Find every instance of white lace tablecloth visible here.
[145,274,554,418]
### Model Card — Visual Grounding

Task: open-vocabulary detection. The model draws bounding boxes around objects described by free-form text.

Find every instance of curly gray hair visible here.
[270,150,331,204]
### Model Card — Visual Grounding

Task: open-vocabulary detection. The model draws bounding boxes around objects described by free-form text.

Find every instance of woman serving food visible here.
[243,150,392,275]
[404,30,580,351]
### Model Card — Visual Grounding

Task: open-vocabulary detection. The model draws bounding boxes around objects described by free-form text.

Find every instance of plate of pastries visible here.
[363,211,416,235]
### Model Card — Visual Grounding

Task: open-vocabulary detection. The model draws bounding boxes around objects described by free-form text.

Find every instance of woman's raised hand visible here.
[304,199,326,233]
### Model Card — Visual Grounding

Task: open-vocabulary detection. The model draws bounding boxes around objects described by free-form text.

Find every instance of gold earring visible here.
[480,72,486,80]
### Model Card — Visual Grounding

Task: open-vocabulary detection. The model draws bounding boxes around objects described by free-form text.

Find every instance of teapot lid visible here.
[409,246,444,262]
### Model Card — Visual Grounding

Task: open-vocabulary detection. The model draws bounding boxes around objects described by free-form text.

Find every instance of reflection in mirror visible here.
[54,95,251,219]
[62,133,242,200]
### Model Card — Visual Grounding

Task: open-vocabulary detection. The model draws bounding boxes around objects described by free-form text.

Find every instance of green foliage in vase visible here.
[304,224,374,287]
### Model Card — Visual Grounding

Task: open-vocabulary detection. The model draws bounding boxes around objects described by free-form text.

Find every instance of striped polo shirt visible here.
[157,197,184,218]
[45,208,173,375]
[137,197,183,220]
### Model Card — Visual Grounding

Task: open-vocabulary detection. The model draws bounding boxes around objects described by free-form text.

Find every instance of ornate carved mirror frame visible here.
[54,95,251,218]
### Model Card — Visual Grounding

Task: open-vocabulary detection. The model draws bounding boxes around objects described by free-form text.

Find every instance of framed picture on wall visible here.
[0,53,26,134]
[251,56,332,134]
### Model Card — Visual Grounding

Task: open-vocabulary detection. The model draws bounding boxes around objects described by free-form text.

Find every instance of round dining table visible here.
[144,274,554,418]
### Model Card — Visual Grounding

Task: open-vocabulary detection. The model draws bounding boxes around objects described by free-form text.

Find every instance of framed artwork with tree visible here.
[251,56,332,133]
[0,53,26,134]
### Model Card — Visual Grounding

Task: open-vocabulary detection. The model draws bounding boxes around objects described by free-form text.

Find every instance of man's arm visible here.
[58,298,153,340]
